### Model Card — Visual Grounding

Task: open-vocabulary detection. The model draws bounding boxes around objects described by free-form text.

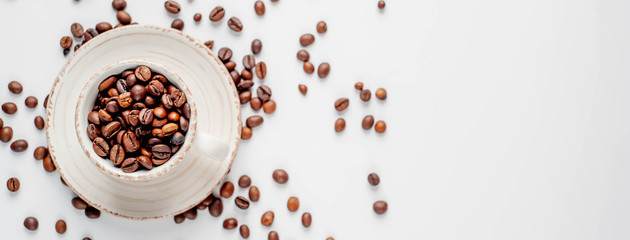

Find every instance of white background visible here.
[1,0,630,239]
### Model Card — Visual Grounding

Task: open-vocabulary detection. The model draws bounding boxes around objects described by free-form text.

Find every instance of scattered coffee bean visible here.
[218,47,233,62]
[368,173,380,186]
[95,22,112,33]
[85,206,101,218]
[25,96,38,108]
[111,0,126,10]
[224,61,236,70]
[2,102,17,114]
[71,23,84,37]
[231,71,241,84]
[249,186,260,202]
[354,82,364,90]
[316,21,327,33]
[7,177,19,192]
[254,1,265,15]
[83,28,98,43]
[246,115,264,128]
[360,89,371,102]
[241,69,253,80]
[243,55,256,70]
[263,100,276,114]
[171,19,184,30]
[8,81,22,94]
[251,39,262,54]
[375,120,386,133]
[10,140,28,152]
[43,155,56,172]
[223,218,238,229]
[302,212,312,227]
[261,211,274,226]
[335,118,345,132]
[375,88,387,100]
[193,13,202,22]
[298,84,307,95]
[228,17,243,32]
[204,40,214,49]
[109,144,125,165]
[257,85,272,102]
[268,231,279,240]
[184,208,197,220]
[272,169,288,184]
[72,197,88,210]
[317,62,330,78]
[60,36,73,49]
[238,175,251,188]
[209,197,223,217]
[250,97,262,111]
[255,62,267,79]
[378,0,386,9]
[220,181,235,198]
[334,98,349,112]
[362,115,375,130]
[287,196,299,212]
[164,0,181,14]
[117,10,132,25]
[209,6,225,22]
[55,220,67,234]
[241,126,252,140]
[303,61,314,74]
[174,213,185,224]
[34,116,45,130]
[24,217,38,231]
[299,34,315,46]
[33,146,48,160]
[297,50,310,62]
[235,196,250,209]
[240,225,250,238]
[373,200,388,214]
[0,127,13,142]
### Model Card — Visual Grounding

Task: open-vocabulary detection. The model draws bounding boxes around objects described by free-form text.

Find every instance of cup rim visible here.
[75,59,198,181]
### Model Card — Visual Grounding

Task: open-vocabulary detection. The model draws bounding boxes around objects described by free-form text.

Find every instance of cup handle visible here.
[194,132,229,162]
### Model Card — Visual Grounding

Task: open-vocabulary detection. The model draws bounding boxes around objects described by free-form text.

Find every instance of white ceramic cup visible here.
[75,59,229,181]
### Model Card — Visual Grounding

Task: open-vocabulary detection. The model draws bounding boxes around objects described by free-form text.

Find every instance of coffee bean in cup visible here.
[88,65,189,173]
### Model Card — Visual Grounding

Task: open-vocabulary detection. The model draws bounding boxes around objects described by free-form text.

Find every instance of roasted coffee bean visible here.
[194,13,202,22]
[164,0,181,14]
[85,206,101,218]
[237,80,254,91]
[170,132,185,145]
[147,81,166,96]
[287,196,299,212]
[362,115,375,129]
[162,123,178,136]
[174,213,185,223]
[300,33,315,46]
[98,109,113,122]
[298,84,308,95]
[368,173,380,186]
[257,85,272,102]
[86,124,98,140]
[318,62,330,78]
[139,108,154,125]
[171,19,184,30]
[126,74,137,86]
[72,197,88,210]
[117,10,132,24]
[241,69,253,80]
[152,118,168,128]
[93,137,110,157]
[316,21,327,33]
[122,131,140,152]
[118,92,132,108]
[354,82,364,90]
[241,126,252,140]
[144,95,156,106]
[116,130,126,144]
[272,169,288,184]
[60,36,73,49]
[255,62,267,79]
[238,175,251,188]
[249,186,260,202]
[116,79,129,93]
[239,91,252,104]
[110,144,125,165]
[209,197,223,217]
[251,39,262,54]
[55,220,67,234]
[204,40,214,49]
[375,120,386,133]
[171,90,186,107]
[375,88,387,100]
[261,211,274,226]
[0,118,3,129]
[246,115,263,128]
[99,76,117,91]
[224,61,236,71]
[223,218,238,229]
[254,1,265,15]
[228,17,243,32]
[373,200,388,214]
[180,117,189,132]
[302,212,312,227]
[360,89,371,102]
[106,100,119,113]
[201,194,215,206]
[33,146,48,160]
[335,118,346,132]
[161,94,174,109]
[88,112,100,125]
[268,231,279,240]
[128,110,140,126]
[263,100,276,114]
[121,157,139,173]
[82,28,97,43]
[129,80,143,96]
[218,47,232,62]
[136,66,152,82]
[10,140,28,152]
[44,94,49,107]
[167,112,180,122]
[7,177,19,192]
[250,97,262,111]
[152,74,168,84]
[25,96,38,108]
[71,23,84,37]
[122,69,134,78]
[184,208,197,220]
[101,121,122,139]
[34,116,45,130]
[24,217,38,231]
[240,225,250,238]
[209,6,225,22]
[95,22,112,33]
[220,181,234,198]
[0,127,13,142]
[43,155,56,172]
[235,196,250,209]
[151,144,171,160]
[243,55,256,70]
[378,0,386,9]
[334,98,349,112]
[146,138,163,148]
[8,81,22,94]
[303,61,314,74]
[230,71,241,84]
[297,50,310,61]
[2,102,17,114]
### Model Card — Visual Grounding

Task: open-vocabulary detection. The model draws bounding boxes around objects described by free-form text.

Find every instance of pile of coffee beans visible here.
[333,82,388,133]
[88,65,189,173]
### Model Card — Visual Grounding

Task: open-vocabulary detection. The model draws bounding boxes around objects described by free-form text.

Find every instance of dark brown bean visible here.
[255,62,267,79]
[272,169,288,184]
[164,0,181,14]
[33,146,48,160]
[257,85,272,102]
[368,173,380,186]
[171,19,184,30]
[235,196,250,209]
[243,55,256,70]
[121,157,139,173]
[0,127,13,142]
[7,177,19,192]
[360,89,371,102]
[287,196,299,212]
[299,33,315,46]
[151,144,171,161]
[297,50,310,62]
[71,23,84,37]
[171,90,186,107]
[218,47,233,62]
[227,17,243,32]
[85,206,101,218]
[24,217,38,231]
[318,62,330,78]
[241,126,252,140]
[95,22,112,33]
[303,61,314,74]
[239,91,252,104]
[101,121,122,139]
[254,1,265,15]
[375,120,387,133]
[334,98,349,112]
[373,200,388,214]
[109,144,125,165]
[362,115,375,130]
[194,13,202,22]
[223,218,238,229]
[335,118,346,132]
[261,211,274,226]
[55,220,67,234]
[72,197,88,210]
[204,40,214,49]
[60,36,73,49]
[246,115,263,128]
[316,21,327,33]
[249,186,260,202]
[251,39,262,54]
[250,97,262,111]
[184,208,197,220]
[25,96,38,108]
[209,197,223,217]
[231,70,241,84]
[240,225,250,238]
[220,181,235,198]
[34,116,46,130]
[99,76,117,91]
[117,10,132,24]
[112,0,126,10]
[43,155,56,172]
[10,140,28,152]
[174,213,185,224]
[135,65,152,82]
[375,88,387,100]
[93,137,110,157]
[263,100,276,114]
[378,0,386,9]
[237,80,253,91]
[83,28,98,43]
[298,84,308,95]
[2,102,17,114]
[354,82,364,90]
[8,81,22,94]
[209,6,225,22]
[238,175,251,188]
[224,61,236,70]
[302,212,312,227]
[139,108,154,125]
